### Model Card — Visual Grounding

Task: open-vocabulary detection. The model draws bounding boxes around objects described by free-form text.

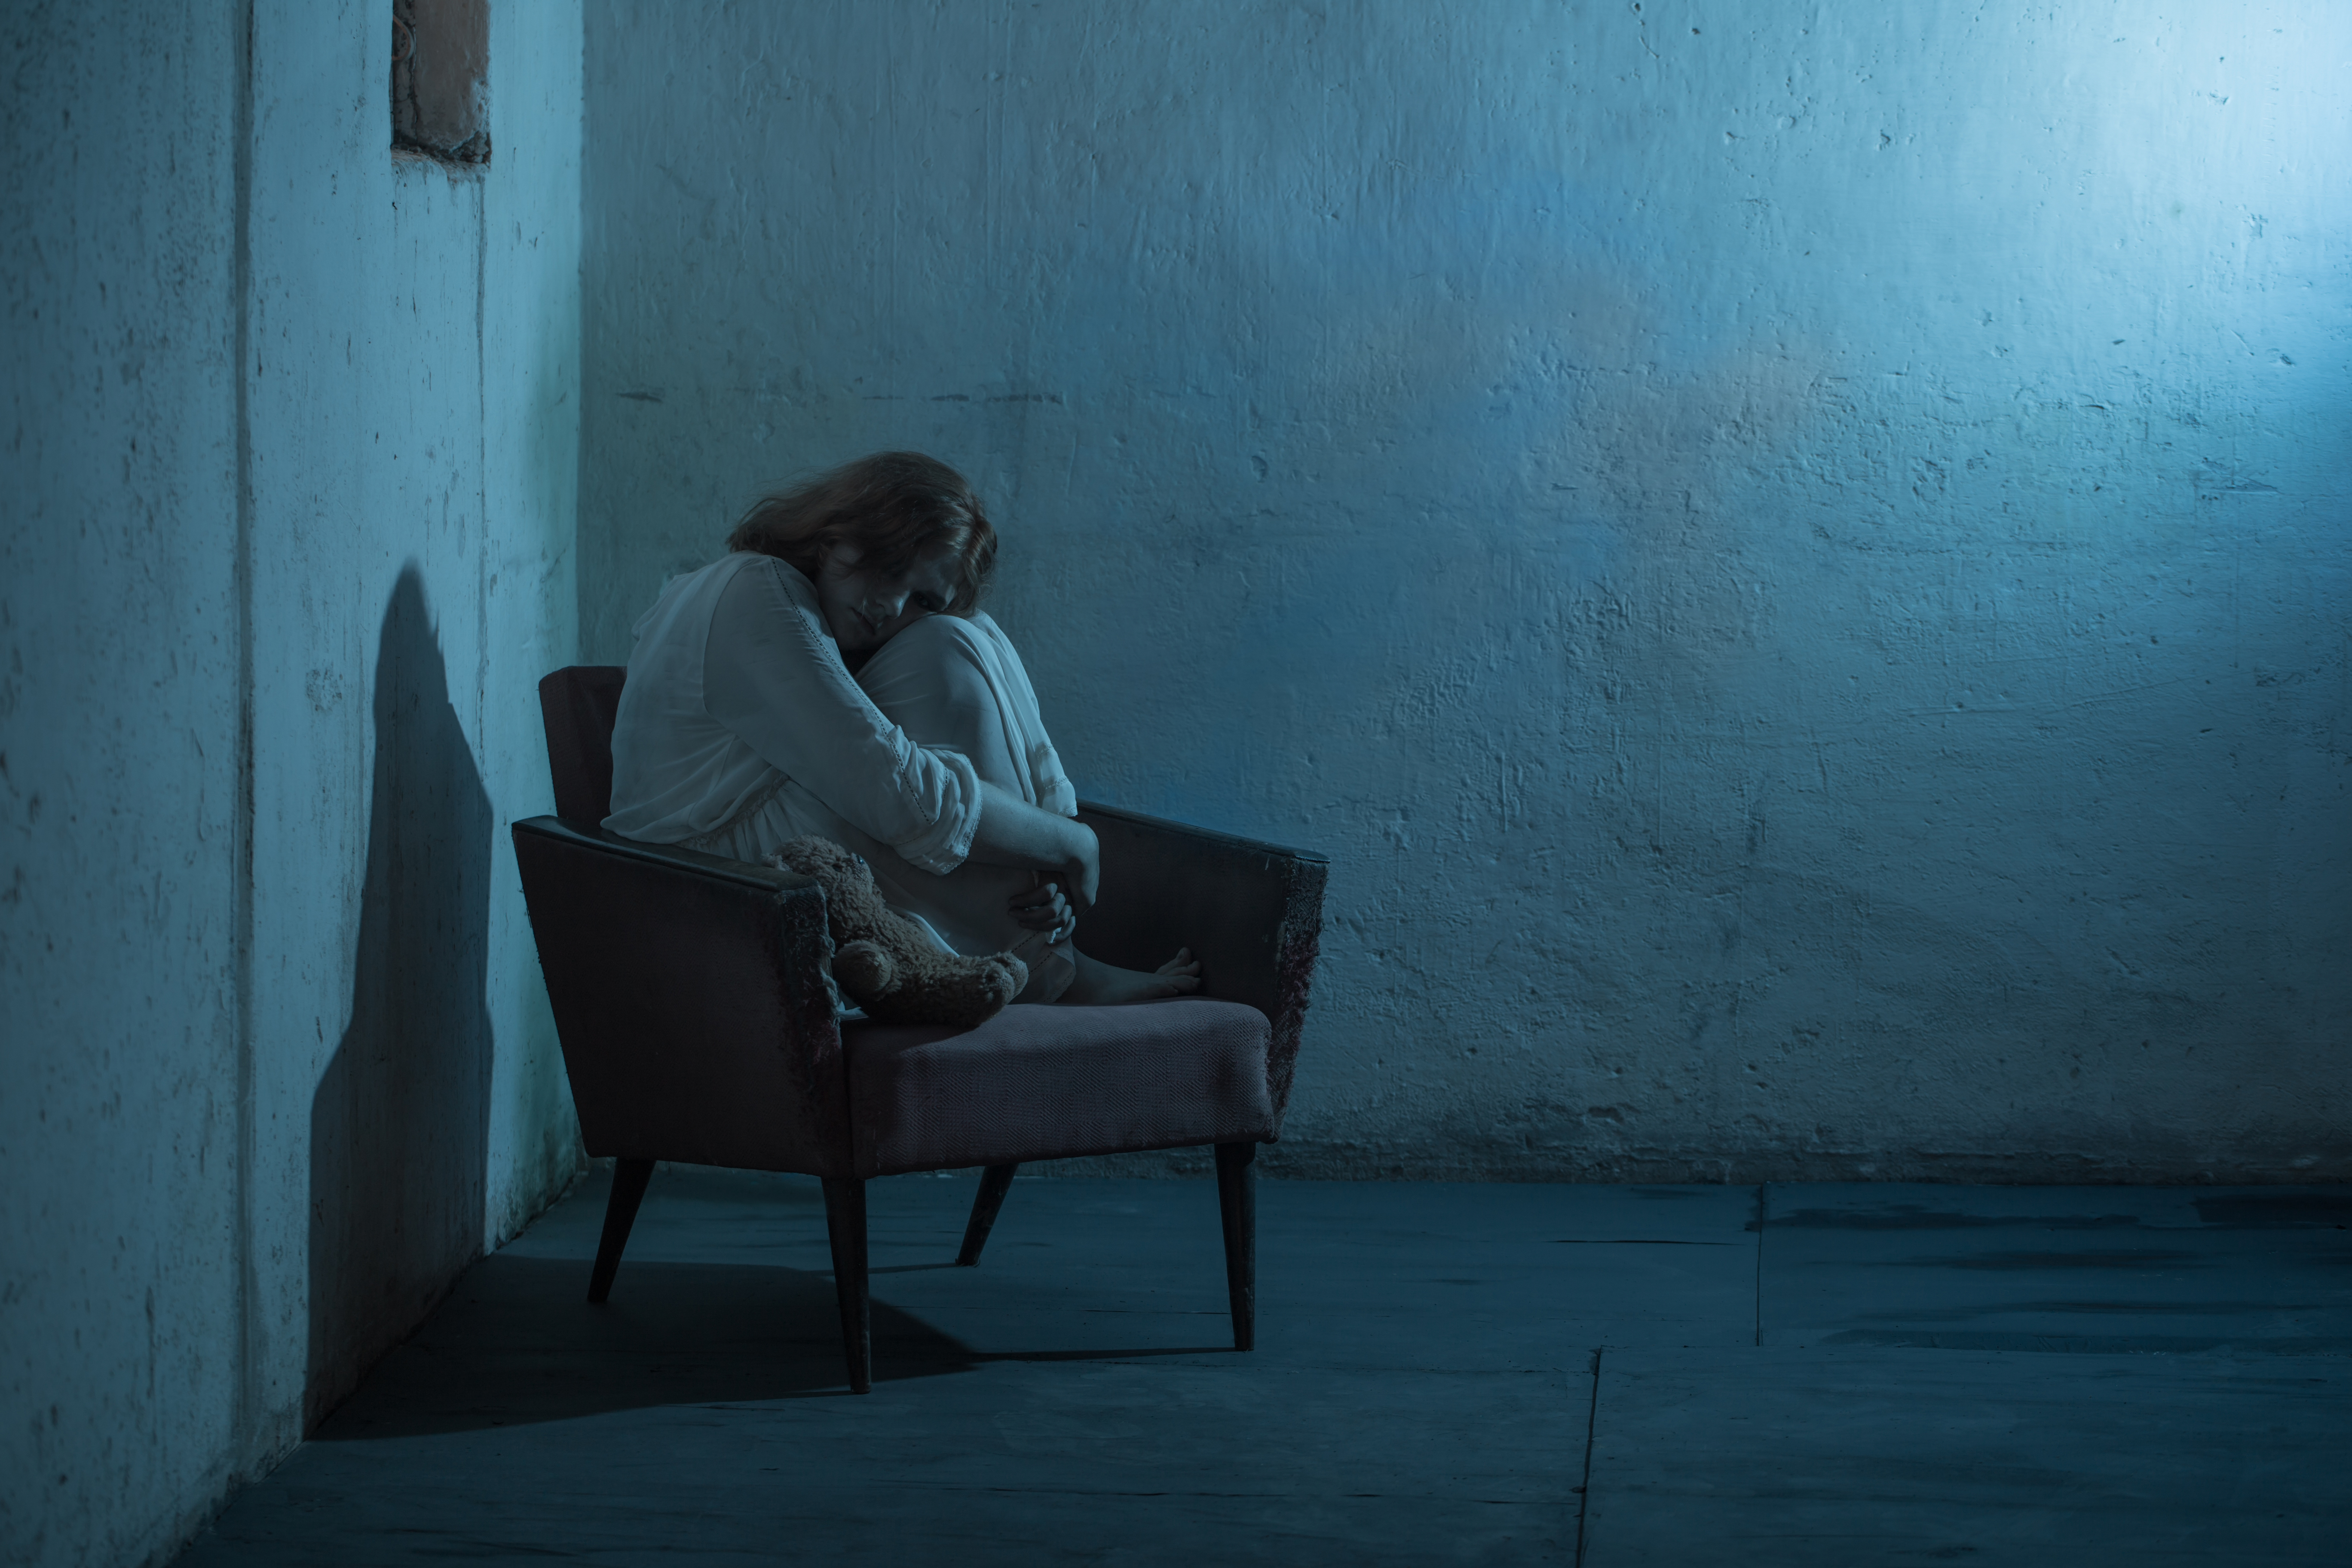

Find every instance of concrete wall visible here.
[2,4,583,1564]
[583,1,2350,1182]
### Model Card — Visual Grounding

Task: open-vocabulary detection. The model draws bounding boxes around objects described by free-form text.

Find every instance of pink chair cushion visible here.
[845,998,1276,1177]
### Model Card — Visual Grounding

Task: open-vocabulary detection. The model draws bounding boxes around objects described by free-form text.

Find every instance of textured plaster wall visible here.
[584,2,2350,1182]
[2,4,583,1564]
[2,9,244,1562]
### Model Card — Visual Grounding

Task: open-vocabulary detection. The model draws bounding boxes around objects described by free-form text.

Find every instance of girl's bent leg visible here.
[857,616,1199,1005]
[854,618,1078,1001]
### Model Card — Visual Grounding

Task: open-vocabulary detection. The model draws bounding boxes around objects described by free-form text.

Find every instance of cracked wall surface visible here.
[581,1,2349,1183]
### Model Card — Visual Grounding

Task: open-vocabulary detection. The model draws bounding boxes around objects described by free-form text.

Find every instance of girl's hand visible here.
[1007,878,1076,943]
[966,787,1101,922]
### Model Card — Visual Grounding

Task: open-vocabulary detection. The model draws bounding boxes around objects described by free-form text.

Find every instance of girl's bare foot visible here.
[1060,948,1202,1005]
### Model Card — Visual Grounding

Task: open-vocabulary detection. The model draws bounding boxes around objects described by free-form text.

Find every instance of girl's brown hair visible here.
[727,451,996,614]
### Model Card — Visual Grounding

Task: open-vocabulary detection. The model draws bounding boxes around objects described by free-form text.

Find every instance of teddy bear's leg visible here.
[832,939,897,1010]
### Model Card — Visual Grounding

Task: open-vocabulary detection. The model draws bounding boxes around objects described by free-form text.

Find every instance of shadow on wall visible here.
[307,567,494,1431]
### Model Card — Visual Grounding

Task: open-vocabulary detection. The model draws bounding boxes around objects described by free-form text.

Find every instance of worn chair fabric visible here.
[850,999,1277,1177]
[513,665,1326,1391]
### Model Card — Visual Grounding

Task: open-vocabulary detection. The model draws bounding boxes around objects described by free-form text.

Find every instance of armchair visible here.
[512,667,1326,1392]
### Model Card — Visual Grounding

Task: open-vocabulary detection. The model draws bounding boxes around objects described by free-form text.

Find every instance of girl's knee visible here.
[861,612,985,684]
[859,616,1006,757]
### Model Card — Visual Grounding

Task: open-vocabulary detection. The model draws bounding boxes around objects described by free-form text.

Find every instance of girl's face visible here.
[814,539,959,656]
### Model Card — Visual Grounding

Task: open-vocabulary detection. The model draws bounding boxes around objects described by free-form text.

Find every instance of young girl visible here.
[603,450,1198,1006]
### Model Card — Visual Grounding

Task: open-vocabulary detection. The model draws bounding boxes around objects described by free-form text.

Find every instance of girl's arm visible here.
[964,781,1099,913]
[705,560,983,871]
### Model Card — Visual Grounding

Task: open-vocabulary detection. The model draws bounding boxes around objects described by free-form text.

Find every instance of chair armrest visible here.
[511,817,852,1176]
[1075,801,1328,1132]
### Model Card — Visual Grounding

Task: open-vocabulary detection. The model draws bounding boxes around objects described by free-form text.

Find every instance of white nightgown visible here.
[604,551,1078,1001]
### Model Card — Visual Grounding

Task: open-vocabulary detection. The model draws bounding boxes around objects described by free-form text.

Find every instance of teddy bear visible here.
[768,836,1028,1027]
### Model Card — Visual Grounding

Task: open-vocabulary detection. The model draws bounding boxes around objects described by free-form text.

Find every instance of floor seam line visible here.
[1575,1345,1602,1568]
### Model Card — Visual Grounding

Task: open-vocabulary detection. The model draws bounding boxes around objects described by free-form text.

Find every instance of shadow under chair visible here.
[511,666,1327,1392]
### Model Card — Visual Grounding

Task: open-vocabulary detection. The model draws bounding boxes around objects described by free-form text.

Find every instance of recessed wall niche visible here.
[392,0,489,164]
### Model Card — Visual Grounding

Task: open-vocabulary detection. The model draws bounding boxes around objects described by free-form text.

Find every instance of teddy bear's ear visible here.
[769,836,828,876]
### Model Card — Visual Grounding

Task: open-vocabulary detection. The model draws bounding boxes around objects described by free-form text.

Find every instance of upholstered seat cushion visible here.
[845,998,1275,1177]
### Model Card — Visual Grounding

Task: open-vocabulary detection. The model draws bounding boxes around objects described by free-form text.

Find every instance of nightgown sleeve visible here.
[701,556,981,874]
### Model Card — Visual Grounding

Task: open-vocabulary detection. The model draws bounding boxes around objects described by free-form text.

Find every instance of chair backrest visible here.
[539,665,628,824]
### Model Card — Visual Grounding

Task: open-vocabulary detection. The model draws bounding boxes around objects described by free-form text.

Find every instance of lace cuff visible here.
[890,744,982,875]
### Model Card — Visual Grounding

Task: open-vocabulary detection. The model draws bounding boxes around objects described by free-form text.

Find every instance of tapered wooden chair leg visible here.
[822,1176,872,1394]
[956,1164,1020,1266]
[587,1158,654,1303]
[1215,1141,1257,1351]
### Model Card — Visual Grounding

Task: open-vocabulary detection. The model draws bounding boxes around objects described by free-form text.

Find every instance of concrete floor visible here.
[177,1168,2352,1565]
